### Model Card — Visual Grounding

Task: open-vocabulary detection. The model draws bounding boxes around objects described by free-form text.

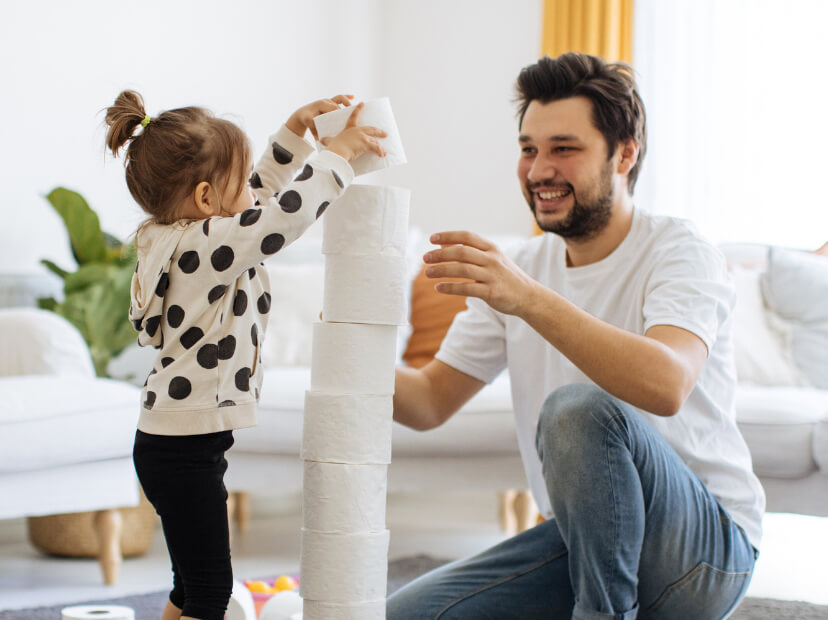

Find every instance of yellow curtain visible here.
[541,0,634,64]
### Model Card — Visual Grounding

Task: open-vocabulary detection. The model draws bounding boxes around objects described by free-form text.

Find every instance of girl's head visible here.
[105,90,253,224]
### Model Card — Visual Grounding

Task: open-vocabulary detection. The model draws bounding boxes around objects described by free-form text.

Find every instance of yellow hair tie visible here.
[140,114,151,128]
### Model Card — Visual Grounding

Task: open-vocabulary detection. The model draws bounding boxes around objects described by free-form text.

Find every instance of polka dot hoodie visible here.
[129,126,354,436]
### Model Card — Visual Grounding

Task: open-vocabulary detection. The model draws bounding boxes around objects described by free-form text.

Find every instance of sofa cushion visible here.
[735,385,828,478]
[729,266,805,386]
[232,367,518,457]
[0,375,140,473]
[760,247,828,389]
[402,264,468,369]
[0,308,95,378]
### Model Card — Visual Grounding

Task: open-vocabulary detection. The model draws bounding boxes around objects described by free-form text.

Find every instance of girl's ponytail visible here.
[105,90,147,157]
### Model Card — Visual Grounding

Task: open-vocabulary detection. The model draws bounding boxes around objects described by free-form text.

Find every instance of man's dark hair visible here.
[516,53,647,194]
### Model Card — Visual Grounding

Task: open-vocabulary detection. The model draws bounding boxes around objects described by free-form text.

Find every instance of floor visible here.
[1,493,827,612]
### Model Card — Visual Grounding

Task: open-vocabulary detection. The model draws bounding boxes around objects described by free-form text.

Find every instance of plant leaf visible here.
[40,259,69,280]
[45,187,108,264]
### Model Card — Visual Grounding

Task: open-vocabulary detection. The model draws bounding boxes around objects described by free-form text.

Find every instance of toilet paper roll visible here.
[303,461,387,532]
[301,598,386,620]
[299,528,389,603]
[226,578,257,620]
[311,322,397,395]
[302,391,392,464]
[322,184,410,257]
[323,254,407,325]
[313,97,407,175]
[62,606,134,620]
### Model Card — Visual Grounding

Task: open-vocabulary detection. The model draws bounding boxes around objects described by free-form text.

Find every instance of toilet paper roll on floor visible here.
[302,391,392,464]
[323,253,407,325]
[313,97,407,176]
[301,598,386,620]
[322,184,410,257]
[303,461,387,532]
[300,528,389,603]
[62,606,134,620]
[311,322,397,395]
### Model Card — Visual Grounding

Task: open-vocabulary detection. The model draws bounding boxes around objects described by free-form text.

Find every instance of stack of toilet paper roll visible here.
[299,100,409,620]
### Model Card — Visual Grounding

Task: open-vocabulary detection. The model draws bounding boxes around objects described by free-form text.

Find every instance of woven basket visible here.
[27,489,156,558]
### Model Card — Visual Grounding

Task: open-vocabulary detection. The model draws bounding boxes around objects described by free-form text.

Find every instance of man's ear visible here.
[192,181,217,217]
[616,139,640,176]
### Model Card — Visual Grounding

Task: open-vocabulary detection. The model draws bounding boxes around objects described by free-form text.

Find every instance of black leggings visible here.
[133,429,234,620]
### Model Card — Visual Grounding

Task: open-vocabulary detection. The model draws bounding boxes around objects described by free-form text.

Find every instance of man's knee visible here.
[536,384,618,459]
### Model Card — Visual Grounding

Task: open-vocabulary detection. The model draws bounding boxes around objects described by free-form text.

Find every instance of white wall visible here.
[0,0,542,274]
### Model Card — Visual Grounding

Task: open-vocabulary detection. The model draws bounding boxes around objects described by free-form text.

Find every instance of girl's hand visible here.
[286,94,354,140]
[321,103,387,162]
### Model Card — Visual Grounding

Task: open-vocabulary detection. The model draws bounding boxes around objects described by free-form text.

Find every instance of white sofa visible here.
[0,308,141,584]
[2,235,827,564]
[224,236,828,520]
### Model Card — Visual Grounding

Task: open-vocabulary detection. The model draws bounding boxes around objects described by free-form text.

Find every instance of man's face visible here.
[517,97,617,239]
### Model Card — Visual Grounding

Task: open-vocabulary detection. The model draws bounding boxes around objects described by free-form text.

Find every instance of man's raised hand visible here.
[422,231,540,317]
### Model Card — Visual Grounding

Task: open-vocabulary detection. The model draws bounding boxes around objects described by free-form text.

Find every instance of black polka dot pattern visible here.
[218,335,236,360]
[257,292,272,314]
[208,285,227,303]
[316,201,330,219]
[295,164,314,181]
[202,219,210,236]
[211,246,234,272]
[240,208,262,227]
[254,199,261,206]
[261,233,285,255]
[168,376,192,400]
[146,315,162,338]
[167,305,185,328]
[248,267,256,279]
[249,172,263,189]
[332,170,343,188]
[161,357,174,368]
[133,319,143,332]
[180,326,204,349]
[251,324,258,347]
[233,291,248,316]
[272,142,294,165]
[178,251,200,273]
[144,391,156,409]
[218,400,236,408]
[155,273,169,297]
[279,190,302,213]
[197,344,218,369]
[235,367,252,391]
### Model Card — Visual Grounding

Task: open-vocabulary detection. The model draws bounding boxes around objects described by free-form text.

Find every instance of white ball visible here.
[259,591,303,620]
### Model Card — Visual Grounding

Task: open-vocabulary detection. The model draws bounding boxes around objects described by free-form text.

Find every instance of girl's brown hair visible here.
[105,90,252,224]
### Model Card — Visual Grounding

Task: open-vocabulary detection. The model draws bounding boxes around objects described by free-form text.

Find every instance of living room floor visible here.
[1,492,827,612]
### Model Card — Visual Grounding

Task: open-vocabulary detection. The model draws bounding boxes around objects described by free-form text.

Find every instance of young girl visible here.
[105,90,386,620]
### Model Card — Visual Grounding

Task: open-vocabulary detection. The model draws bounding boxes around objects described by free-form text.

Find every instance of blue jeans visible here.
[387,384,758,619]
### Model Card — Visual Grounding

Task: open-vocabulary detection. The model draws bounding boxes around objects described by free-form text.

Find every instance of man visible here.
[387,53,764,620]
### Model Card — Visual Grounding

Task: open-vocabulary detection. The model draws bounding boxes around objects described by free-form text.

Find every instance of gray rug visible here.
[2,556,826,619]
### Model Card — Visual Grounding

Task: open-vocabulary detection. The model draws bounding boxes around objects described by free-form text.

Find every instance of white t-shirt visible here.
[435,209,765,548]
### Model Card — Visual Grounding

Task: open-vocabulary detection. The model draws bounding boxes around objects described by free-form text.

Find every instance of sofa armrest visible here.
[0,308,94,377]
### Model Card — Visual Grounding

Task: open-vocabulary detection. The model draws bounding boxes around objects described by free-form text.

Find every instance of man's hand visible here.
[286,94,354,140]
[423,231,539,317]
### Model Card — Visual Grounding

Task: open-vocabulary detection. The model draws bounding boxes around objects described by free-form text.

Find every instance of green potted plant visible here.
[31,187,154,579]
[38,187,137,377]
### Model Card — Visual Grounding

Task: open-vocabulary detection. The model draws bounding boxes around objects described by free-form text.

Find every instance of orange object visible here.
[273,575,298,592]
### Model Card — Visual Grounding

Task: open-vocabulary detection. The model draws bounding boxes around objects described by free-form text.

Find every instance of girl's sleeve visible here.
[199,132,355,285]
[249,125,317,196]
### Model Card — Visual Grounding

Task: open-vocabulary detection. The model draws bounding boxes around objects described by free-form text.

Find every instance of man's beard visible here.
[528,160,614,240]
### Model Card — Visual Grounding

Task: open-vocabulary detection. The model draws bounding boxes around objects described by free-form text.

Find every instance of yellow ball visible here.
[273,575,298,592]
